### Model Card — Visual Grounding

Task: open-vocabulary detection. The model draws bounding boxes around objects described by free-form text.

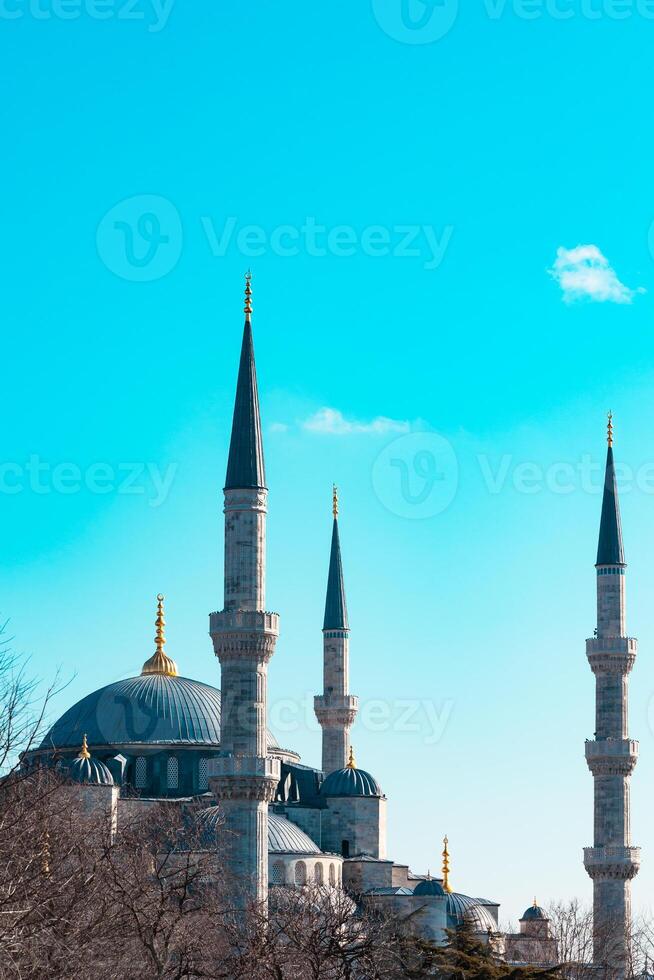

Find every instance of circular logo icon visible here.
[96,194,183,283]
[371,0,459,44]
[372,431,458,519]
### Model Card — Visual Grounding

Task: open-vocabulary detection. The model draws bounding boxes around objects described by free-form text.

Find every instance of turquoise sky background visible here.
[3,0,654,924]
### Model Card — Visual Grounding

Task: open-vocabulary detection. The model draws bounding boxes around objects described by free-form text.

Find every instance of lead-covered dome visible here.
[447,893,498,933]
[521,902,547,921]
[39,673,281,751]
[320,766,382,798]
[413,877,446,897]
[68,754,114,785]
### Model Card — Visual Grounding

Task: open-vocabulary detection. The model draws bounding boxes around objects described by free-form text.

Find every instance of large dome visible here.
[447,893,498,933]
[39,673,281,751]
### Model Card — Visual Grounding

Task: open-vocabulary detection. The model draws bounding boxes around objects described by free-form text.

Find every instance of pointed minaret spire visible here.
[323,486,349,631]
[225,272,266,491]
[596,412,625,567]
[442,836,452,894]
[315,487,358,775]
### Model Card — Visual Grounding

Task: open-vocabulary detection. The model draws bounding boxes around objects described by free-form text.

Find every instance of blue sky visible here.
[3,0,654,924]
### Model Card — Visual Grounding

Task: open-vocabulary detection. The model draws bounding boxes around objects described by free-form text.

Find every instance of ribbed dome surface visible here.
[447,893,497,933]
[40,674,280,750]
[413,878,446,897]
[198,808,321,854]
[68,755,114,785]
[320,767,382,798]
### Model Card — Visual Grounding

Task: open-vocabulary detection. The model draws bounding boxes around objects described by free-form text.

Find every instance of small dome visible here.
[521,902,547,921]
[198,808,321,854]
[413,877,446,897]
[68,754,114,786]
[320,767,382,798]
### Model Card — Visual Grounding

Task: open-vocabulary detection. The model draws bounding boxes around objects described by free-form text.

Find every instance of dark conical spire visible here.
[596,413,625,565]
[323,486,349,630]
[224,274,266,491]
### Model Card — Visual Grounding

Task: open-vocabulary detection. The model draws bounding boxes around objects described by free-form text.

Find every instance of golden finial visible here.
[442,836,453,893]
[244,270,253,322]
[607,411,614,448]
[347,745,356,769]
[534,897,538,908]
[332,484,339,519]
[78,733,91,761]
[141,594,179,677]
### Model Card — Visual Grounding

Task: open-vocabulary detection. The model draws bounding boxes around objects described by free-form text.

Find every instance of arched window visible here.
[135,756,147,789]
[314,863,324,885]
[294,861,307,886]
[167,756,179,791]
[329,863,335,886]
[198,757,209,791]
[270,861,284,886]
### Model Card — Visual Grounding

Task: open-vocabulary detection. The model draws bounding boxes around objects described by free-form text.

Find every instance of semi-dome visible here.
[198,807,321,855]
[39,673,282,752]
[521,901,547,921]
[447,893,498,933]
[413,876,446,897]
[67,737,114,786]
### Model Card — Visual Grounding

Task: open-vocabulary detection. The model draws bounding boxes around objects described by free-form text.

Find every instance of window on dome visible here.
[329,863,335,886]
[167,756,179,791]
[314,863,324,885]
[294,861,306,886]
[198,758,209,791]
[271,861,284,886]
[135,756,147,789]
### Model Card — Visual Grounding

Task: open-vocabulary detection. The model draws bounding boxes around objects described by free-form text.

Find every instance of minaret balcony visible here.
[583,846,640,880]
[586,636,637,674]
[210,610,280,662]
[314,694,359,728]
[208,754,281,803]
[585,739,638,776]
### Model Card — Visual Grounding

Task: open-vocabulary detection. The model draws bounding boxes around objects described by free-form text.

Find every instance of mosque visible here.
[23,277,634,968]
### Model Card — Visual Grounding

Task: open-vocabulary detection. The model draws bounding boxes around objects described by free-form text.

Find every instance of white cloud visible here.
[269,422,289,433]
[302,407,410,436]
[548,244,644,305]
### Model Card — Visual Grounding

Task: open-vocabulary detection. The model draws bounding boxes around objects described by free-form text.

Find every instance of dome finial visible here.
[141,594,179,677]
[244,270,253,323]
[332,484,339,519]
[78,733,91,760]
[607,411,613,448]
[534,896,538,908]
[347,745,356,769]
[442,835,453,893]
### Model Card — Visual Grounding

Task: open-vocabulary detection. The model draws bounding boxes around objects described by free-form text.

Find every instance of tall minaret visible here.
[209,274,280,908]
[314,486,359,775]
[584,415,640,978]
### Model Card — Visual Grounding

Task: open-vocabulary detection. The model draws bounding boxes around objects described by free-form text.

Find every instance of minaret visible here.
[209,274,280,908]
[584,414,640,978]
[314,486,359,775]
